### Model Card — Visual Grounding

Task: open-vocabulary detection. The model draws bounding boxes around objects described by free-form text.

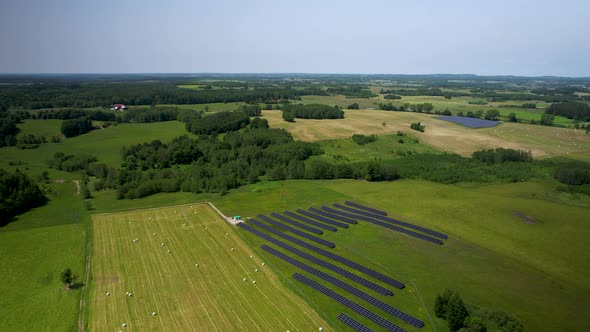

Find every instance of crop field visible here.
[88,203,330,331]
[262,110,590,161]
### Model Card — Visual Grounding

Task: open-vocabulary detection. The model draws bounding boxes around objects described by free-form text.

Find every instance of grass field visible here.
[89,203,330,331]
[157,102,246,113]
[1,120,194,177]
[0,182,88,331]
[262,110,590,161]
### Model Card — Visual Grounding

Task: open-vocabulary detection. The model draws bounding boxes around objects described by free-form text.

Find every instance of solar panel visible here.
[279,211,338,232]
[308,207,357,224]
[321,207,444,246]
[334,203,448,240]
[270,212,326,234]
[344,201,387,216]
[294,209,350,228]
[338,313,374,332]
[237,223,394,295]
[248,219,404,289]
[254,216,335,248]
[293,273,406,332]
[249,218,335,249]
[262,245,423,328]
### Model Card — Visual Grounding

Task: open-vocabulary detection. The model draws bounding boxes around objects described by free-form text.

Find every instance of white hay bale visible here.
[205,227,208,230]
[106,292,110,296]
[167,249,171,253]
[153,233,156,236]
[261,263,265,266]
[195,263,199,267]
[161,243,165,246]
[253,280,256,284]
[152,312,157,316]
[319,328,323,331]
[225,233,229,236]
[243,278,247,282]
[125,291,129,295]
[122,323,127,327]
[255,269,258,272]
[128,221,132,224]
[128,292,133,297]
[250,255,253,259]
[231,248,234,251]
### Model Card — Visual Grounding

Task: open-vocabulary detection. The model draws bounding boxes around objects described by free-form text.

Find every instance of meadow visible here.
[89,203,329,331]
[262,110,590,161]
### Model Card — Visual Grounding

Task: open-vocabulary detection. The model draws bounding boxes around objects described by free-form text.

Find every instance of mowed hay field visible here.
[263,110,590,161]
[89,203,329,331]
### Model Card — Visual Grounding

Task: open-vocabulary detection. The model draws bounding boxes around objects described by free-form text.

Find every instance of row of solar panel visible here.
[344,201,387,216]
[249,218,335,249]
[237,223,394,296]
[338,313,374,332]
[271,212,337,232]
[294,273,407,332]
[310,207,357,224]
[248,218,404,289]
[293,209,350,228]
[321,206,444,246]
[262,245,424,328]
[334,203,448,239]
[255,214,335,248]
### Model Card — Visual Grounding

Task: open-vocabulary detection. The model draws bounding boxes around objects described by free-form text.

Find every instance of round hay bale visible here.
[161,243,165,246]
[319,328,323,331]
[122,323,127,327]
[106,292,110,296]
[261,263,265,266]
[152,312,157,316]
[231,248,234,251]
[167,250,171,253]
[243,278,247,282]
[253,280,256,284]
[195,263,199,267]
[255,269,258,272]
[205,227,208,230]
[250,255,253,259]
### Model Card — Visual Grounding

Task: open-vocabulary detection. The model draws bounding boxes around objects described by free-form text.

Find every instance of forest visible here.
[0,169,47,225]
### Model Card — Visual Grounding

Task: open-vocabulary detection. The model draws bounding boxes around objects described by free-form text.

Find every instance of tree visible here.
[60,268,77,289]
[410,122,425,132]
[540,113,554,126]
[447,292,469,331]
[507,112,518,122]
[434,288,453,318]
[484,109,500,120]
[347,103,359,109]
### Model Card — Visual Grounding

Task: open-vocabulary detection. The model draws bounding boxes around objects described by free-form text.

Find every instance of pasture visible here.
[89,203,330,331]
[262,110,590,161]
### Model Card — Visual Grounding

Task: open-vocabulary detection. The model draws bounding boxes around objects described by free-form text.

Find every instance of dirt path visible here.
[207,202,243,225]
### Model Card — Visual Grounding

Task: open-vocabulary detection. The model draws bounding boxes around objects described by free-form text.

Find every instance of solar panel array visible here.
[293,273,406,332]
[334,203,448,240]
[237,223,394,295]
[322,207,444,246]
[256,214,334,248]
[270,212,327,233]
[249,218,336,249]
[338,313,374,332]
[293,209,350,228]
[309,207,358,224]
[250,218,404,289]
[344,201,387,216]
[277,211,337,232]
[262,245,423,328]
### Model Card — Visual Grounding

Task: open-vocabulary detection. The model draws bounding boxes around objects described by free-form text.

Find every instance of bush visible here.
[48,152,97,172]
[282,103,344,119]
[61,117,93,138]
[185,111,250,135]
[347,103,359,109]
[0,169,47,225]
[410,122,425,132]
[472,148,532,164]
[351,134,377,145]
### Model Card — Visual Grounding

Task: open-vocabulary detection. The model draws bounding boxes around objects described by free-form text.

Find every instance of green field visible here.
[1,120,194,176]
[0,182,88,331]
[157,102,246,113]
[89,203,330,331]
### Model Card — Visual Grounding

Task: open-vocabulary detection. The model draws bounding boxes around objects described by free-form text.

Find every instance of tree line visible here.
[0,169,47,226]
[0,83,327,109]
[282,104,344,122]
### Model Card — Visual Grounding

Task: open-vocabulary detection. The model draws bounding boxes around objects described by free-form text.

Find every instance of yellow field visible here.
[263,110,590,160]
[89,203,330,331]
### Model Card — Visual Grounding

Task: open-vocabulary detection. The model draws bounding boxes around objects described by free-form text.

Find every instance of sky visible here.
[1,0,589,76]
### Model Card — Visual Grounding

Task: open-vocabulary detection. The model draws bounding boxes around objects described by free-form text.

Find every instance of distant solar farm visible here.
[436,115,500,128]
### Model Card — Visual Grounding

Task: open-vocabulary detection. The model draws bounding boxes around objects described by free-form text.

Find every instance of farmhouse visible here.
[111,103,127,111]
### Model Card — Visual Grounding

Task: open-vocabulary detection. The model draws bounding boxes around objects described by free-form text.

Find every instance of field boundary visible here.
[78,211,93,332]
[91,201,242,225]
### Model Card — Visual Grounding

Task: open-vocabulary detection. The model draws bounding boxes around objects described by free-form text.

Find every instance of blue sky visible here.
[1,0,589,76]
